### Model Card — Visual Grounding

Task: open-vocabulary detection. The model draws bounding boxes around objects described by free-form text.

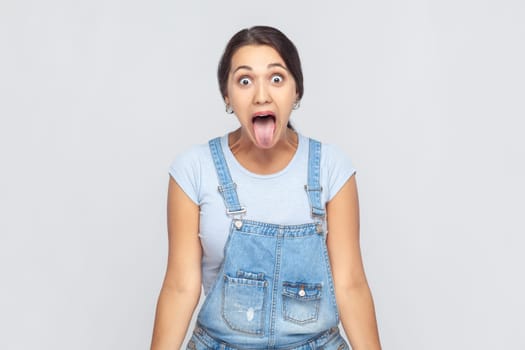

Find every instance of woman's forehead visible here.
[230,45,286,71]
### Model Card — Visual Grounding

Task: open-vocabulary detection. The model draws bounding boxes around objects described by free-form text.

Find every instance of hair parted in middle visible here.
[217,26,304,101]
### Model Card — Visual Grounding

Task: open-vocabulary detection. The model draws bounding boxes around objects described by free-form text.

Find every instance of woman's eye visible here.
[271,74,283,84]
[239,77,252,86]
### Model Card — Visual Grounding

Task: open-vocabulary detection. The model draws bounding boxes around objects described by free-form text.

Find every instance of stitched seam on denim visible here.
[236,229,318,238]
[282,295,320,324]
[317,330,343,349]
[281,282,322,325]
[306,139,325,219]
[196,224,237,318]
[320,237,340,323]
[193,325,253,350]
[235,220,319,237]
[221,274,267,336]
[241,220,319,230]
[191,329,214,349]
[268,229,283,347]
[275,328,339,350]
[209,137,244,214]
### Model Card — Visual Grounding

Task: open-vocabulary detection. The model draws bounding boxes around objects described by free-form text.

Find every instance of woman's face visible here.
[225,45,298,149]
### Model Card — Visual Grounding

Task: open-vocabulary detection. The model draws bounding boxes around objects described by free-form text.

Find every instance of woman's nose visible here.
[253,82,271,104]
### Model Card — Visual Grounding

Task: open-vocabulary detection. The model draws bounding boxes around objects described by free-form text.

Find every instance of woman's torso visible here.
[169,133,356,295]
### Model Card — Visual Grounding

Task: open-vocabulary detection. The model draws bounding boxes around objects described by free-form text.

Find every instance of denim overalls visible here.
[187,137,349,350]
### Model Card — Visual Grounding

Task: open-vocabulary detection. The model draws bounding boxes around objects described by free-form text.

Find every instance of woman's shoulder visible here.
[302,135,356,201]
[168,139,217,183]
[168,138,219,205]
[170,140,214,167]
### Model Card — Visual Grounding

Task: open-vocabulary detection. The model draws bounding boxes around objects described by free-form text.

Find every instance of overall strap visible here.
[208,137,246,216]
[305,138,325,219]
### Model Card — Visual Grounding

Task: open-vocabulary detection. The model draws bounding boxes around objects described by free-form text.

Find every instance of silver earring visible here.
[293,100,301,110]
[225,104,234,114]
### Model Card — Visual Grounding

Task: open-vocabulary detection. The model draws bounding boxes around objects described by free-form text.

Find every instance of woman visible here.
[151,26,381,350]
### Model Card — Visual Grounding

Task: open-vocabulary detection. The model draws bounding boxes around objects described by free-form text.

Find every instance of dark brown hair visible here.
[217,26,304,101]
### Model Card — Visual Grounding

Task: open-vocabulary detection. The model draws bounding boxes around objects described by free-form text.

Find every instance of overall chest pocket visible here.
[282,282,322,324]
[222,270,268,335]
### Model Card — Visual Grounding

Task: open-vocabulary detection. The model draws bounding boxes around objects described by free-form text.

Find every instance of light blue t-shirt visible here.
[169,133,356,294]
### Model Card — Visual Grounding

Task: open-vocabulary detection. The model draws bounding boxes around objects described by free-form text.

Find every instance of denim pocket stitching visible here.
[221,272,267,335]
[281,282,322,325]
[187,334,208,350]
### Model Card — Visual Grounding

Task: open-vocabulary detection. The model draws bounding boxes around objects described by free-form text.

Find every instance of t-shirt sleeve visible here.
[323,143,357,202]
[168,146,204,205]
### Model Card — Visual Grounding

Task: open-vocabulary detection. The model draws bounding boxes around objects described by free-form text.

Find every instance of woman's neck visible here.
[228,128,298,175]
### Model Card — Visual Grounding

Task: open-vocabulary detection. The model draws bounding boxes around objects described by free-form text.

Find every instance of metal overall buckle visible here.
[227,207,246,229]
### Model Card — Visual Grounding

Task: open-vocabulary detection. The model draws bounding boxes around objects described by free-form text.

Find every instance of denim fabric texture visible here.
[191,137,348,349]
[188,325,348,350]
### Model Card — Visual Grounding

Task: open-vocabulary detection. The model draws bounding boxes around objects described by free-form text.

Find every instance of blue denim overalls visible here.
[187,137,349,350]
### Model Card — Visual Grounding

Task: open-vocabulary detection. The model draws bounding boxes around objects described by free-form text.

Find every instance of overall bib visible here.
[188,137,349,350]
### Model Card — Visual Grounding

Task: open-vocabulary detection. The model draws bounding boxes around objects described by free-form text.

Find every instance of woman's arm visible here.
[151,177,202,350]
[326,175,382,350]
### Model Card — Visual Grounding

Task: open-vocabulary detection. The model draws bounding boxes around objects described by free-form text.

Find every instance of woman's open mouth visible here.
[252,112,276,147]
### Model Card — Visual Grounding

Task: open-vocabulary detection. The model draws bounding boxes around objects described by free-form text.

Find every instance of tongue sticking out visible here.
[253,116,276,147]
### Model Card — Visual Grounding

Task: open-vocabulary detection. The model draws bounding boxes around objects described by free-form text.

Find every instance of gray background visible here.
[1,0,524,349]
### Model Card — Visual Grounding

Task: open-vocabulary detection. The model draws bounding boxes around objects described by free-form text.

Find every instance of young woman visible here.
[151,26,381,350]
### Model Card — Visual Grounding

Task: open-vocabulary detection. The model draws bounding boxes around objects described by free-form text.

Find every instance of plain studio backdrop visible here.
[1,0,524,349]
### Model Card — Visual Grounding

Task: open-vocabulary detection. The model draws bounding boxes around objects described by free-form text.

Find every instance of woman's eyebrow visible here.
[232,65,252,74]
[232,63,289,74]
[267,63,289,71]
